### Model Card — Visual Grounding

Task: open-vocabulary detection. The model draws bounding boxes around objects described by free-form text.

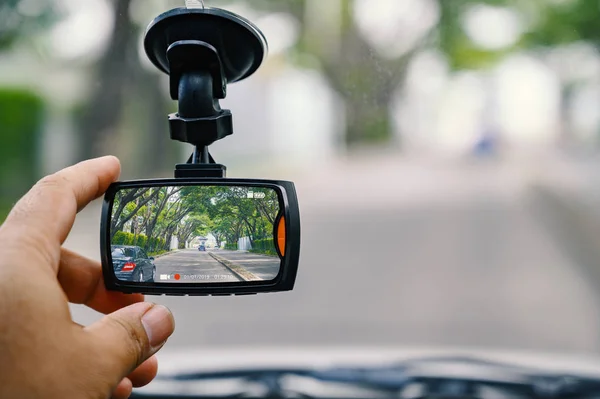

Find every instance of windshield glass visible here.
[2,0,600,393]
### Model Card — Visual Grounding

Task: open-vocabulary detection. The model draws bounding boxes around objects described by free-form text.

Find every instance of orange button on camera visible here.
[276,215,286,257]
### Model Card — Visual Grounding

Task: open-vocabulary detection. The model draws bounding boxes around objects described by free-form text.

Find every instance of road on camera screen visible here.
[153,249,280,283]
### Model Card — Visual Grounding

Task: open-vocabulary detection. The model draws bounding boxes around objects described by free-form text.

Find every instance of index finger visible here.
[0,156,121,271]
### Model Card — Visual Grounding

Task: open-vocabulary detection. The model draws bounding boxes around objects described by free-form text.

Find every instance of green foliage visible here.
[224,242,237,251]
[0,89,45,216]
[112,231,166,252]
[439,0,600,70]
[112,231,133,246]
[136,235,148,249]
[249,239,278,257]
[200,186,279,246]
[436,0,522,70]
[522,0,600,47]
[146,236,168,252]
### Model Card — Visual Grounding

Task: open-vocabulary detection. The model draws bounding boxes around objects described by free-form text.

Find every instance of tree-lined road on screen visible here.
[110,185,281,260]
[154,249,242,283]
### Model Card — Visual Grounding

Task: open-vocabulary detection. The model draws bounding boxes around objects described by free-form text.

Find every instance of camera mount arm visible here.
[168,40,231,178]
[143,5,268,178]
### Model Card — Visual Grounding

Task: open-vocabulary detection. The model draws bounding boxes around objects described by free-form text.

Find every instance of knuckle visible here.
[37,173,68,191]
[37,173,59,187]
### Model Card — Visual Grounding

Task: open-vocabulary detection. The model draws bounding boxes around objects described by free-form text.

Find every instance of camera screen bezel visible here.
[101,178,300,296]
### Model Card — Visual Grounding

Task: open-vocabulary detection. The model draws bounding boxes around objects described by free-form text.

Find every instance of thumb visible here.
[85,302,174,382]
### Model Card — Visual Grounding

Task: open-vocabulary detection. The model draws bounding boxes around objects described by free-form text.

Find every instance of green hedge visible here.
[113,231,134,246]
[250,238,278,256]
[0,89,45,222]
[112,231,166,253]
[224,242,237,250]
[136,235,147,248]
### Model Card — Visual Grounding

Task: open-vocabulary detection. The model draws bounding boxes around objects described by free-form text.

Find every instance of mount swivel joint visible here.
[143,6,268,177]
[168,40,232,151]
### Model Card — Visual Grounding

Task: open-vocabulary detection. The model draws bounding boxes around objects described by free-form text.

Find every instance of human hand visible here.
[0,156,175,399]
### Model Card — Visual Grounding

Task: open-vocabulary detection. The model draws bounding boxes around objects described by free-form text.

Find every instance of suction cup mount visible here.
[143,5,268,177]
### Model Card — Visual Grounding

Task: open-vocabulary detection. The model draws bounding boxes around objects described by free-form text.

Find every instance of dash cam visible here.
[100,4,300,296]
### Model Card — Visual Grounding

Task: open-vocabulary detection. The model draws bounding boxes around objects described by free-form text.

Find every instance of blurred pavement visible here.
[65,153,600,355]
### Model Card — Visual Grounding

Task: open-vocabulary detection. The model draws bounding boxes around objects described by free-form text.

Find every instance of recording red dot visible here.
[174,274,181,280]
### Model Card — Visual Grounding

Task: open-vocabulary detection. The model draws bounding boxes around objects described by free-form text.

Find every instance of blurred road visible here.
[65,155,600,355]
[154,249,241,283]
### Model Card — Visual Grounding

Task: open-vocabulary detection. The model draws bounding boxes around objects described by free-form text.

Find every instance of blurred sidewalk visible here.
[532,154,600,215]
[529,153,600,287]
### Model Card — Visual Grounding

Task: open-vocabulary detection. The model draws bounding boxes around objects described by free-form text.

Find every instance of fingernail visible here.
[141,305,174,349]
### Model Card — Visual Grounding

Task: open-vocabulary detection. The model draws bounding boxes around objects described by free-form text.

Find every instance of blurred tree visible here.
[0,0,56,50]
[77,0,177,176]
[77,0,135,160]
[234,0,432,147]
[520,0,600,47]
[520,0,599,145]
[436,0,516,70]
[435,0,600,68]
[0,1,58,222]
[243,0,598,148]
[438,0,600,145]
[0,1,178,176]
